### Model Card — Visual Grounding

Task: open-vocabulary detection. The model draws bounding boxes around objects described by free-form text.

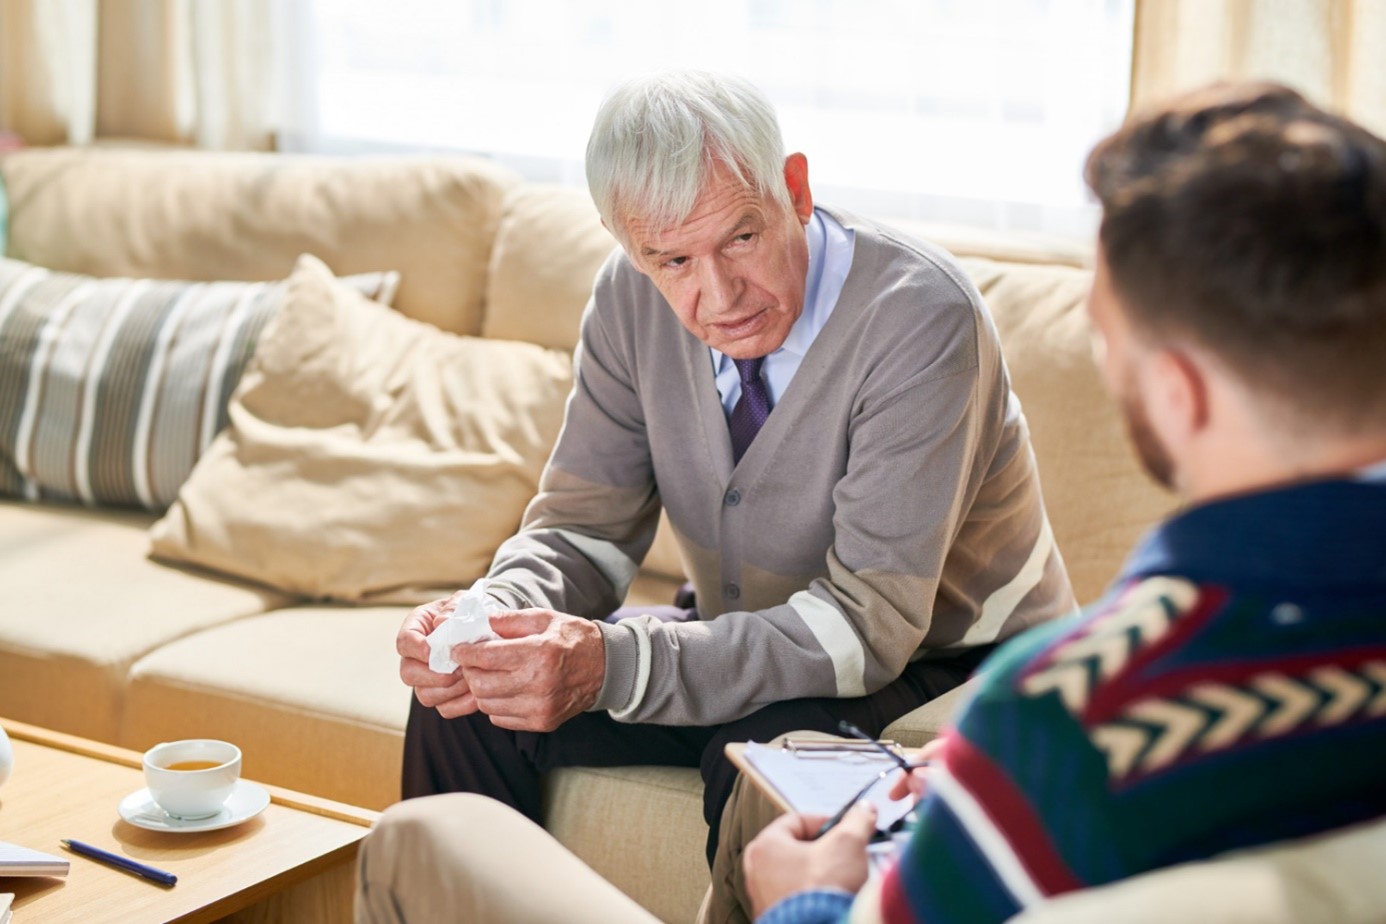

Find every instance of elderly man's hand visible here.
[451,609,606,732]
[744,803,876,918]
[397,594,480,718]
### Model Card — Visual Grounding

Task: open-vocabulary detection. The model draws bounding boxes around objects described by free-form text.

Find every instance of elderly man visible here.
[396,69,1071,862]
[361,80,1386,924]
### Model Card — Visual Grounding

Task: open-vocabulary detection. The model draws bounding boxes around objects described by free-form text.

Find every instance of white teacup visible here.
[143,739,241,820]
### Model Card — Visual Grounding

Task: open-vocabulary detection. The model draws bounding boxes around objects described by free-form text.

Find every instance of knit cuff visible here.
[591,619,650,717]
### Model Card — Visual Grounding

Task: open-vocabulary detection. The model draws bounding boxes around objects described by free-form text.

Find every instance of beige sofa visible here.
[0,147,1178,922]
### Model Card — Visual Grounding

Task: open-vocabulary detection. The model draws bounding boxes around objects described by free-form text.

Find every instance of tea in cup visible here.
[143,739,241,819]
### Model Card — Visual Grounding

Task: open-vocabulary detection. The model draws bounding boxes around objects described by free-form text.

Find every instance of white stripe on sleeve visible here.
[788,589,867,697]
[961,516,1056,646]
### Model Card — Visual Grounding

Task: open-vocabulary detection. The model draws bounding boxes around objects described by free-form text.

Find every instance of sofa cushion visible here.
[0,167,7,255]
[122,605,411,812]
[483,184,616,354]
[1013,815,1386,924]
[0,147,518,335]
[149,254,574,602]
[959,257,1180,604]
[0,256,398,511]
[0,500,290,743]
[543,765,708,924]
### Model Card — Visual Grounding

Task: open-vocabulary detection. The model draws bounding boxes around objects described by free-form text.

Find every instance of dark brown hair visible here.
[1085,81,1386,430]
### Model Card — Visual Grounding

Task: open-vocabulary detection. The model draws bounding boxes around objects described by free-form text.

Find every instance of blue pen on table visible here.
[60,839,177,887]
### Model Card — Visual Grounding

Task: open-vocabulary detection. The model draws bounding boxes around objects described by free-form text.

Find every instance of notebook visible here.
[0,840,70,877]
[0,891,12,924]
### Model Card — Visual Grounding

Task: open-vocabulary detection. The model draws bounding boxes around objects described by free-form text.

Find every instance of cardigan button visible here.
[725,583,741,600]
[724,489,741,506]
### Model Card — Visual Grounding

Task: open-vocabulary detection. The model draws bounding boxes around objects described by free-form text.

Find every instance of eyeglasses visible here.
[811,721,932,841]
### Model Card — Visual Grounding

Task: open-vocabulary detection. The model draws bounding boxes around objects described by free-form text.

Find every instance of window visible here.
[280,0,1134,236]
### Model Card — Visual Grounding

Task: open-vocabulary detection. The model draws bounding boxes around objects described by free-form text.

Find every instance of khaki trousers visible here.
[355,794,661,924]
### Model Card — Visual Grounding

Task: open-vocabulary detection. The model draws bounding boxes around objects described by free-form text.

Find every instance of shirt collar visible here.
[1356,457,1386,482]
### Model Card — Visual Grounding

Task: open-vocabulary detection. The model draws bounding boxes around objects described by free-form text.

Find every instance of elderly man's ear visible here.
[785,153,813,225]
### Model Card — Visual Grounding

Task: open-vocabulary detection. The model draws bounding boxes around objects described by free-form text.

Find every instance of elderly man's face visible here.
[623,154,814,359]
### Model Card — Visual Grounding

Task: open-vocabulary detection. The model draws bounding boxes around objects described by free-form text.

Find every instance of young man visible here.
[357,80,1386,924]
[742,79,1386,923]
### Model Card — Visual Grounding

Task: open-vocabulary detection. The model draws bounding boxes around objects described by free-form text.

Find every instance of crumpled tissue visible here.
[426,579,502,673]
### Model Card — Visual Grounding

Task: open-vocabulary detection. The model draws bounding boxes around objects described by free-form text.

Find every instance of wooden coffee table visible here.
[0,718,379,923]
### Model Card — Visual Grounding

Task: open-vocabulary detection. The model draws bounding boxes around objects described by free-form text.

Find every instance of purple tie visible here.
[728,357,772,464]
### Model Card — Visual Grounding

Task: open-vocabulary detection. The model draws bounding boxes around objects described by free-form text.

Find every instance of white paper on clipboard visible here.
[741,742,915,832]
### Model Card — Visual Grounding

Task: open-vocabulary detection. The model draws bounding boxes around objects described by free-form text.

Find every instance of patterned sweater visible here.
[482,208,1074,725]
[764,474,1386,923]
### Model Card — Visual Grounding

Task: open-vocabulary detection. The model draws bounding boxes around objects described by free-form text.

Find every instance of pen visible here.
[60,839,178,887]
[812,722,932,840]
[837,721,912,772]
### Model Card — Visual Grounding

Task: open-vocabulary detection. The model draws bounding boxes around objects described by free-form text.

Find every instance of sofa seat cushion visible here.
[1,147,519,335]
[543,765,707,924]
[122,605,412,811]
[0,500,289,742]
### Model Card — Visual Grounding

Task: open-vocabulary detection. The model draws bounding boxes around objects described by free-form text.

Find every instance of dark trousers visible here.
[401,643,991,866]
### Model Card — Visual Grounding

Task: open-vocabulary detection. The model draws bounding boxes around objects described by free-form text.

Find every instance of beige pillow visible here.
[150,254,573,601]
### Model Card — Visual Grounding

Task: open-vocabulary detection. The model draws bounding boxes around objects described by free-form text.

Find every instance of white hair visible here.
[585,70,790,241]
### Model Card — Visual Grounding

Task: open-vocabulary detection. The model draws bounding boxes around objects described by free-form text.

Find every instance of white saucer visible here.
[118,780,270,833]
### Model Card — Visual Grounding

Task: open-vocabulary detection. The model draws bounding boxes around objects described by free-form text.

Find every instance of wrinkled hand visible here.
[397,593,479,718]
[888,735,948,801]
[743,803,876,918]
[451,609,605,732]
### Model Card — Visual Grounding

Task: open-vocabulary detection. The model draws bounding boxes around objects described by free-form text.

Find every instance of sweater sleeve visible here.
[481,279,661,623]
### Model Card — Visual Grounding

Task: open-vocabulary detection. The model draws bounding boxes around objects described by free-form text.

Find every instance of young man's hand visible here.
[743,802,877,917]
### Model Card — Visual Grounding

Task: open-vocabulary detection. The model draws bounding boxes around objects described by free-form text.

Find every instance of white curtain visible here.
[1132,0,1386,136]
[0,0,97,146]
[0,0,275,149]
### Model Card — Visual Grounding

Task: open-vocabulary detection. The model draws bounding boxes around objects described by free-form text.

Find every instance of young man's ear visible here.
[783,153,813,225]
[1151,347,1211,443]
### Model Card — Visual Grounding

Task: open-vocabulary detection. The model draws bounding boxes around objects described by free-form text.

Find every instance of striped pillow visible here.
[0,257,400,511]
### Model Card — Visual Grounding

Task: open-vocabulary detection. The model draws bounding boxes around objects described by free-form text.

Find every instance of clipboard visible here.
[724,740,918,829]
[726,741,797,813]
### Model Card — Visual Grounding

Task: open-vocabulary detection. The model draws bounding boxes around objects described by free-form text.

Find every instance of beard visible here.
[1119,386,1177,490]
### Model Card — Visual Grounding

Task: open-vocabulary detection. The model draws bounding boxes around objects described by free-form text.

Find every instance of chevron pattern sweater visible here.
[762,474,1386,924]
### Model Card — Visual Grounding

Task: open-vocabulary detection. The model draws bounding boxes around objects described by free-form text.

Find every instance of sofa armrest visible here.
[880,675,979,748]
[1011,814,1386,924]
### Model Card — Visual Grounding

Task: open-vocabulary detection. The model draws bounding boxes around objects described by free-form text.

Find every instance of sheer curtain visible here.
[0,0,97,146]
[1132,0,1386,136]
[0,0,275,150]
[279,0,1136,237]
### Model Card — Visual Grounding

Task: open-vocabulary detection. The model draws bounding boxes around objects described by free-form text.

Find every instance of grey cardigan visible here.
[485,207,1075,725]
